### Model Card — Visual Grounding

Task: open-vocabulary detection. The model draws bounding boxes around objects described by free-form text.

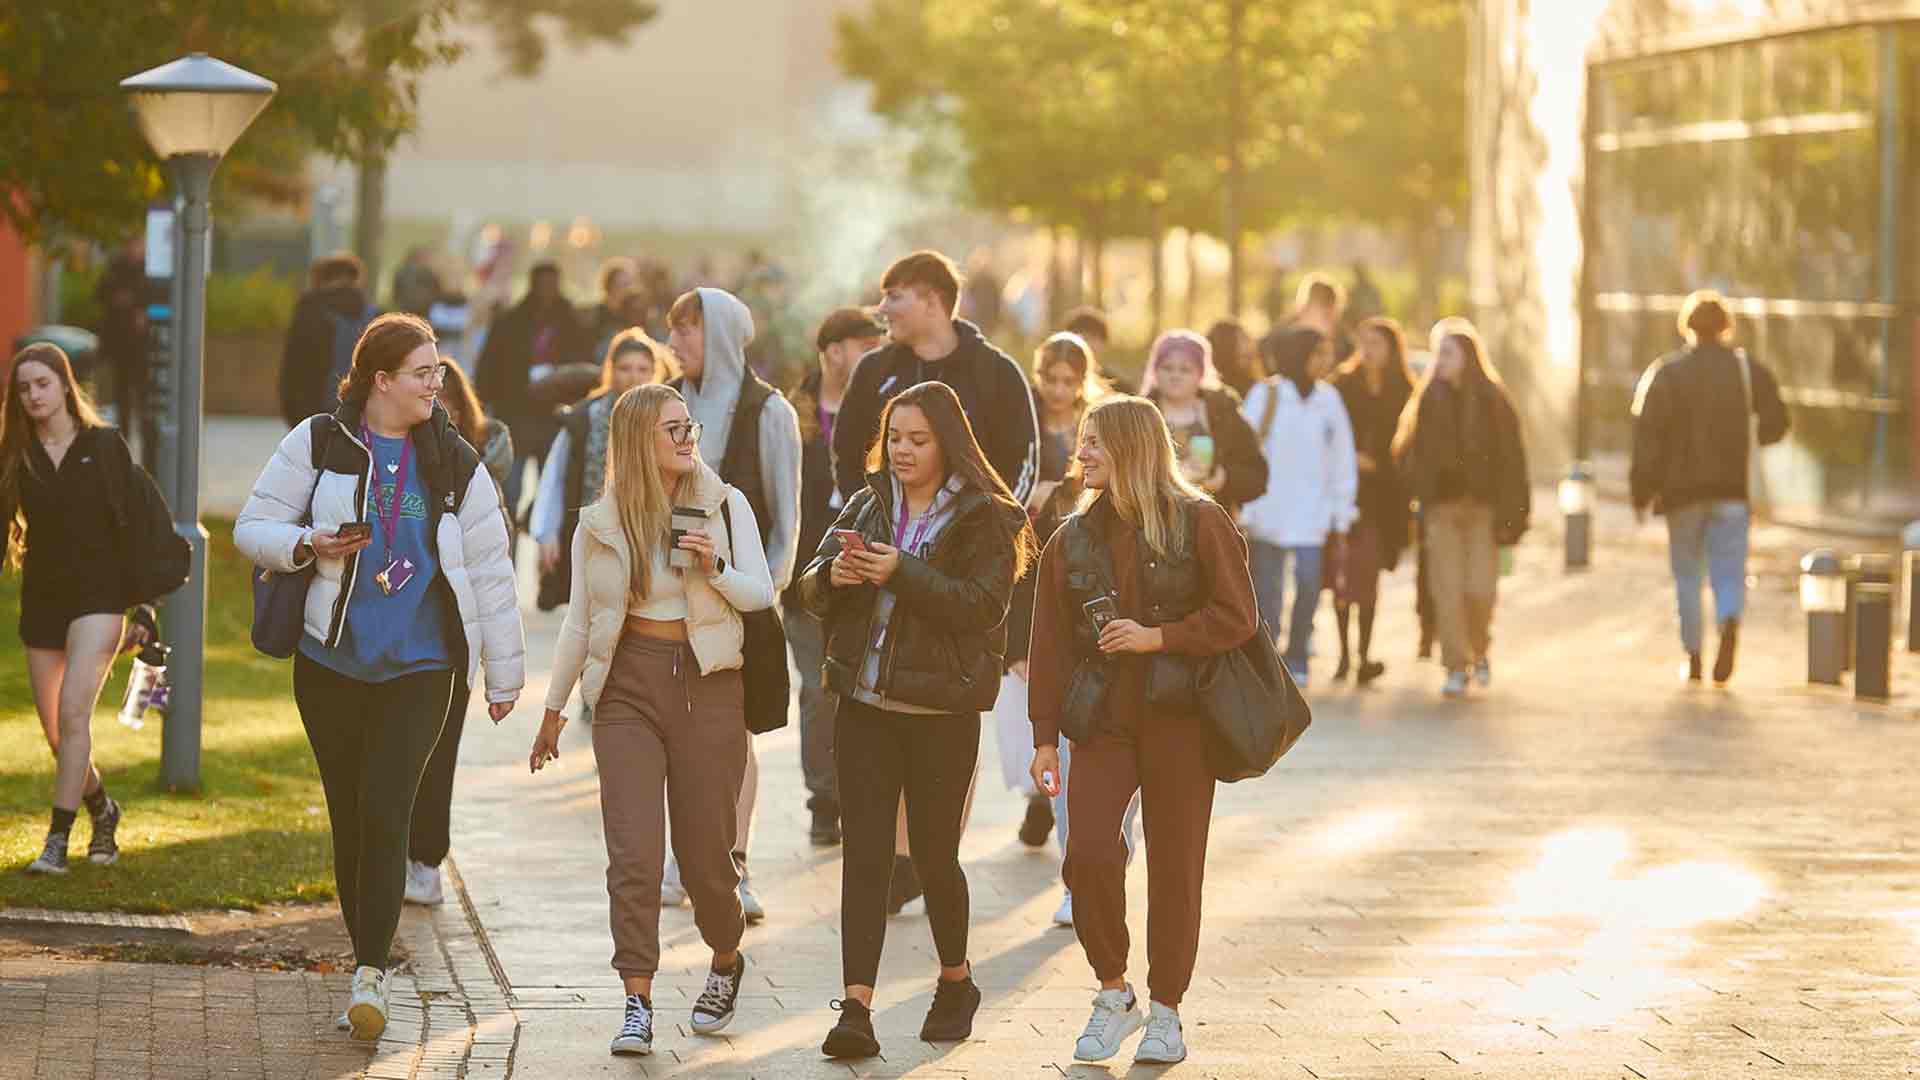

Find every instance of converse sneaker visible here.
[1052,890,1075,927]
[689,953,746,1034]
[1442,670,1470,699]
[1134,1000,1188,1064]
[403,860,444,906]
[736,855,765,925]
[25,831,69,875]
[610,993,654,1056]
[1074,985,1144,1062]
[822,997,880,1059]
[661,858,688,907]
[346,965,390,1042]
[87,799,122,866]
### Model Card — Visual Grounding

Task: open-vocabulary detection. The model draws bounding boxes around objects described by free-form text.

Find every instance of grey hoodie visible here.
[678,286,804,590]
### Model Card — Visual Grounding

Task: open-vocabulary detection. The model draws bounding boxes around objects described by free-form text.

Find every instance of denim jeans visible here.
[1665,500,1750,655]
[784,606,838,806]
[1249,541,1324,676]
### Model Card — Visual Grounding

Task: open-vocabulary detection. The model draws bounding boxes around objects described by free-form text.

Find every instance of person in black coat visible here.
[1330,317,1415,686]
[280,254,374,427]
[476,261,591,516]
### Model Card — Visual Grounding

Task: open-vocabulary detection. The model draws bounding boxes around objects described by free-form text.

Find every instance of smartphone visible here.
[336,522,373,543]
[834,529,868,554]
[1083,595,1119,634]
[669,507,704,569]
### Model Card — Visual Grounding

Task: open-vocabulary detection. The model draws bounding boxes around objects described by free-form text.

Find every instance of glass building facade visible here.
[1581,22,1917,522]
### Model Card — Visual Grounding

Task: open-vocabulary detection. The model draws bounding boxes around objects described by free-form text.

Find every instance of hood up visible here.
[680,286,756,465]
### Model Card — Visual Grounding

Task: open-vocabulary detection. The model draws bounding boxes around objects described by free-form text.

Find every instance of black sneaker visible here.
[88,798,122,866]
[823,998,880,1059]
[609,993,653,1055]
[1713,619,1739,685]
[1017,794,1054,848]
[919,975,981,1042]
[809,801,841,847]
[690,953,746,1034]
[887,855,923,915]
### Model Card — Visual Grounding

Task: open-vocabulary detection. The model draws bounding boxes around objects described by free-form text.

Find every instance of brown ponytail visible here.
[338,313,436,408]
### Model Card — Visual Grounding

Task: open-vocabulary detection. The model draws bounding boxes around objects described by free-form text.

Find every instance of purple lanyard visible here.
[894,492,939,555]
[361,426,410,550]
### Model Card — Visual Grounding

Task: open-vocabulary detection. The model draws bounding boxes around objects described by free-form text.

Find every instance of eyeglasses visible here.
[662,420,703,446]
[402,363,446,386]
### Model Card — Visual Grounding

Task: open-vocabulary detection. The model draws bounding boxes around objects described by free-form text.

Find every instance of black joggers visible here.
[835,699,979,988]
[410,674,472,868]
[293,652,453,970]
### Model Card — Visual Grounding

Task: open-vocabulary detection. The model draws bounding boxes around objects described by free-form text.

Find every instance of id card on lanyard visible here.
[363,426,416,595]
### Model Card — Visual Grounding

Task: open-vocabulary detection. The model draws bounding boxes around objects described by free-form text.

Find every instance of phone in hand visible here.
[834,528,868,554]
[336,522,373,543]
[1083,594,1119,635]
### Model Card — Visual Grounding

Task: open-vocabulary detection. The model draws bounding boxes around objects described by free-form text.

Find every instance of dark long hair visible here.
[436,357,487,448]
[1265,326,1324,398]
[2,344,107,570]
[1392,318,1504,463]
[1344,317,1415,400]
[865,380,1037,579]
[338,313,436,408]
[1206,318,1259,388]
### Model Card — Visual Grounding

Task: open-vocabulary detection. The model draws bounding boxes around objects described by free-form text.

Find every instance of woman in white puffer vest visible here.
[235,313,524,1043]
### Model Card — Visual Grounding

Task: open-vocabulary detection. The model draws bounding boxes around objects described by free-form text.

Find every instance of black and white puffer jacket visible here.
[235,402,526,703]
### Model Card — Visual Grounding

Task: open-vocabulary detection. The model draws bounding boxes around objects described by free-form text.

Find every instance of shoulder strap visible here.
[1257,379,1281,441]
[718,487,736,550]
[302,416,335,526]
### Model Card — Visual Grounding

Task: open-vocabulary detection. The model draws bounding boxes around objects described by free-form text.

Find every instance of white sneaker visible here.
[690,954,746,1035]
[1134,1000,1187,1064]
[1052,891,1075,927]
[1474,657,1492,688]
[738,871,765,925]
[1442,670,1470,698]
[403,860,444,906]
[334,1012,351,1032]
[661,858,688,908]
[1073,985,1144,1062]
[346,966,390,1042]
[610,993,654,1055]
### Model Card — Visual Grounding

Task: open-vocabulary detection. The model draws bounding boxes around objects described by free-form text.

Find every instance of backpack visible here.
[99,432,191,607]
[326,305,379,398]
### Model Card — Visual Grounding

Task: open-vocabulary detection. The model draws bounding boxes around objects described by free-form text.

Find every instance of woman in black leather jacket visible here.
[797,380,1034,1060]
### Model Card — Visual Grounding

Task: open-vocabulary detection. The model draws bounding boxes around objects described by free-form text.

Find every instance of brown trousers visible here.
[592,633,747,979]
[1063,708,1216,1007]
[1423,498,1499,672]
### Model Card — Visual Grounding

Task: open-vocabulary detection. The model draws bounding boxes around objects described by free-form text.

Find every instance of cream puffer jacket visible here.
[234,408,526,704]
[544,458,774,713]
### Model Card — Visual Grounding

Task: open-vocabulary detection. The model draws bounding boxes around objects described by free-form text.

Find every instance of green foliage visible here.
[207,268,298,336]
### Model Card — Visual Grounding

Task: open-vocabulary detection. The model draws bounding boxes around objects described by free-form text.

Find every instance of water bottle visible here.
[117,641,172,730]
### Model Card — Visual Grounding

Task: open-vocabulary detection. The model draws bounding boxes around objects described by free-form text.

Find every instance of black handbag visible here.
[251,418,333,659]
[719,497,790,735]
[1195,621,1311,782]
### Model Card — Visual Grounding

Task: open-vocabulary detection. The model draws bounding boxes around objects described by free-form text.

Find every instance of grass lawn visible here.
[0,519,335,914]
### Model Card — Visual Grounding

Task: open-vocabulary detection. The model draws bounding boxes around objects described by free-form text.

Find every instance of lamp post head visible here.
[120,52,276,160]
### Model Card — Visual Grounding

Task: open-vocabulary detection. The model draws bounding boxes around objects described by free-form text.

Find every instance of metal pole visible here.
[1872,28,1902,503]
[160,152,216,791]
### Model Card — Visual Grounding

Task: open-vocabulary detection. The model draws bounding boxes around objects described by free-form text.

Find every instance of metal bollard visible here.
[1559,462,1594,572]
[1855,585,1894,702]
[1801,550,1846,685]
[1904,521,1919,654]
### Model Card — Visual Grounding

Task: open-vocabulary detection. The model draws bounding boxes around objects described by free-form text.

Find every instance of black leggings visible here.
[835,699,979,988]
[293,653,453,969]
[410,674,472,867]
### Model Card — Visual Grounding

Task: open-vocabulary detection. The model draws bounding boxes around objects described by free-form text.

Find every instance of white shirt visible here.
[1236,377,1359,547]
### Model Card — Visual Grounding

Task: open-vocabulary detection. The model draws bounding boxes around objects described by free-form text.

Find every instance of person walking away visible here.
[4,344,169,875]
[93,237,149,446]
[404,357,512,906]
[235,314,525,1040]
[1238,328,1357,686]
[661,287,802,923]
[476,261,591,520]
[833,250,1039,504]
[1630,290,1788,684]
[1140,329,1268,517]
[1391,318,1529,698]
[586,257,638,363]
[528,384,773,1057]
[533,329,667,614]
[1206,318,1261,397]
[1279,272,1351,363]
[392,247,443,320]
[788,308,887,846]
[1331,318,1415,686]
[280,254,376,428]
[797,381,1034,1059]
[1026,397,1259,1065]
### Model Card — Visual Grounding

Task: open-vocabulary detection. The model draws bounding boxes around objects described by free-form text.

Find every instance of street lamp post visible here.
[121,54,275,789]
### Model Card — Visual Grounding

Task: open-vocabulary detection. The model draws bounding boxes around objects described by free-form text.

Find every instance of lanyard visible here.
[361,426,410,550]
[894,490,940,555]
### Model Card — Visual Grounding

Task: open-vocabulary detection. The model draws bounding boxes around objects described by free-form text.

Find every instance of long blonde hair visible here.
[1080,396,1207,557]
[604,384,685,607]
[2,343,107,571]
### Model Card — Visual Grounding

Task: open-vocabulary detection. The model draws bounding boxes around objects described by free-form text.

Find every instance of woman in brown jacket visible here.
[1026,397,1258,1066]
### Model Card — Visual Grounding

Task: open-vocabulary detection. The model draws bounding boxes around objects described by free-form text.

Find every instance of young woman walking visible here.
[1330,318,1415,686]
[403,358,512,906]
[1027,397,1259,1065]
[529,383,774,1058]
[235,314,525,1041]
[1392,318,1530,698]
[3,344,158,875]
[1139,330,1268,517]
[1238,327,1358,686]
[797,380,1034,1059]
